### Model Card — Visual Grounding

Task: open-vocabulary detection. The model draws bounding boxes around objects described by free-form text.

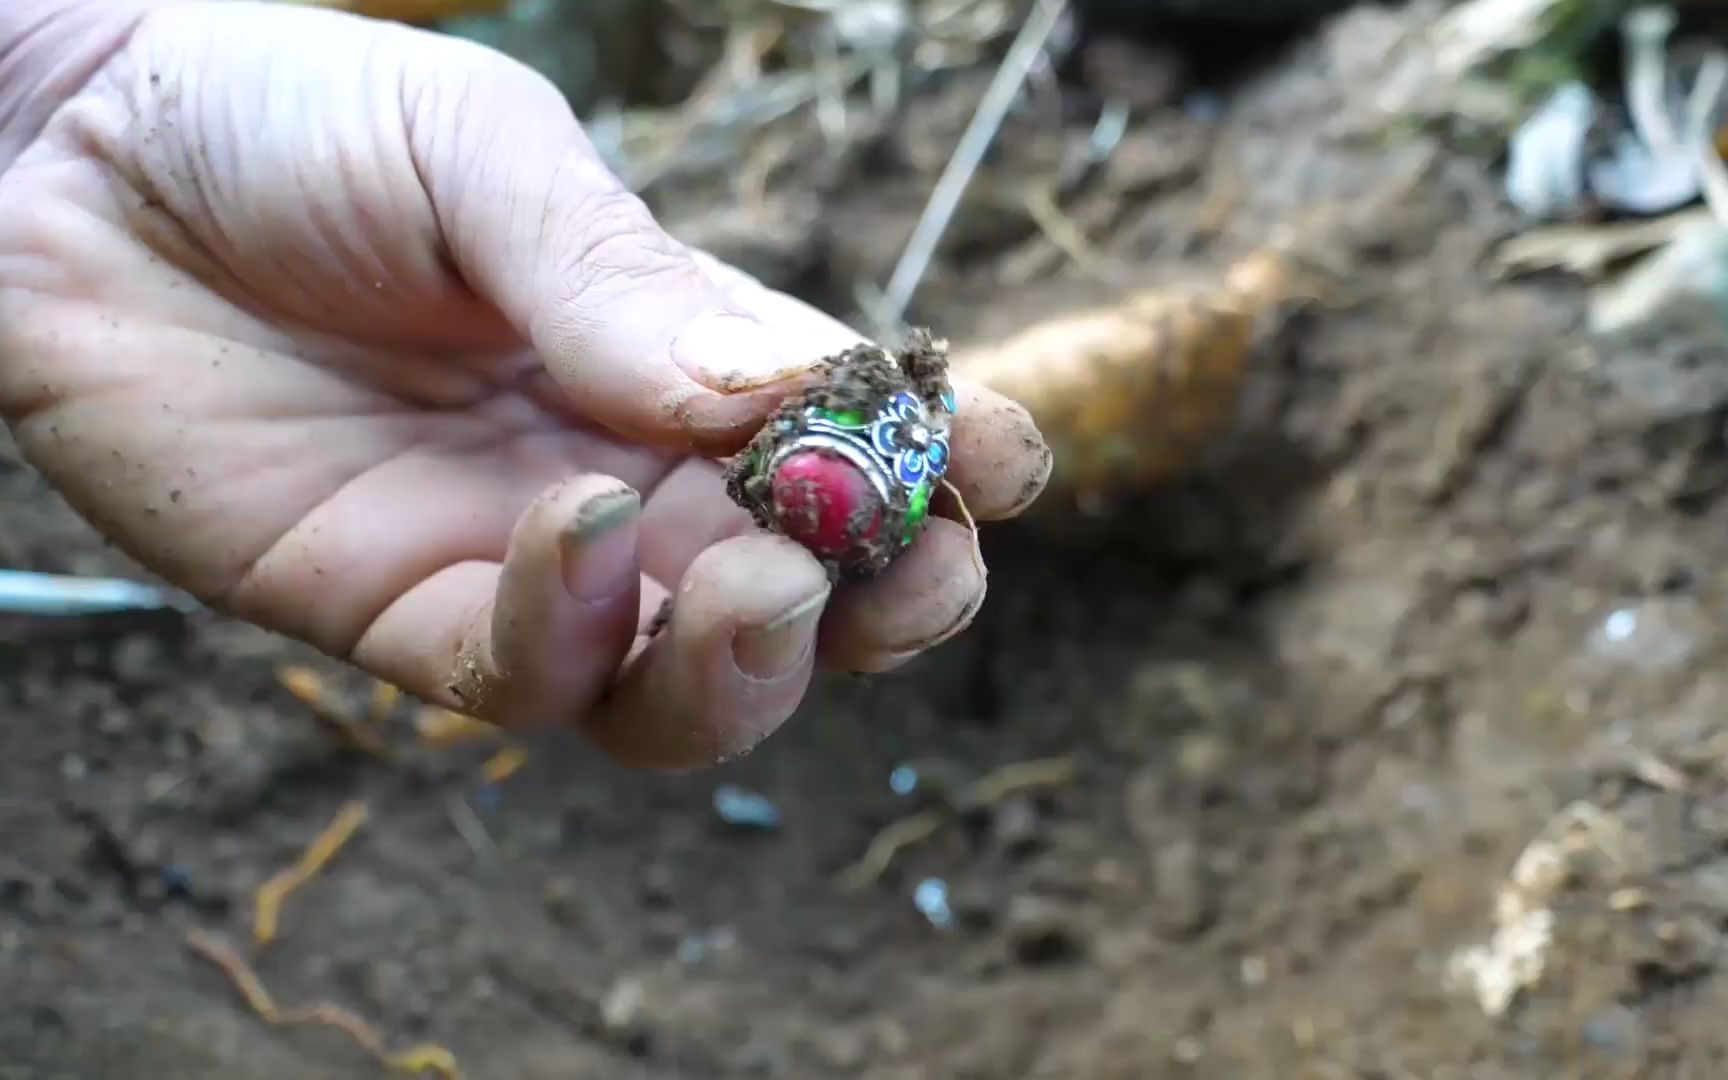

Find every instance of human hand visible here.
[0,1,1051,767]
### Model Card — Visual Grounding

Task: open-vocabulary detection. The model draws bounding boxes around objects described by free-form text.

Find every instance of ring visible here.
[738,382,956,576]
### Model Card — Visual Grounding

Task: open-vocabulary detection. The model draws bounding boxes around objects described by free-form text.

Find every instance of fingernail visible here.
[560,491,640,603]
[1005,442,1056,518]
[867,576,988,673]
[732,587,830,680]
[671,312,820,394]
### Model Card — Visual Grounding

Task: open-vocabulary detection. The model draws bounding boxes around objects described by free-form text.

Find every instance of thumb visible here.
[402,38,819,454]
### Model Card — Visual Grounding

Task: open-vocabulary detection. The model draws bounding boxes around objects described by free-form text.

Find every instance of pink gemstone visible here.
[770,450,884,558]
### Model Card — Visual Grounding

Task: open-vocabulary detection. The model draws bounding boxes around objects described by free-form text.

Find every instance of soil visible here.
[9,5,1728,1079]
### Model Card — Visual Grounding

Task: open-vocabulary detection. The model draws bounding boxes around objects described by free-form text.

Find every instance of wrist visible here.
[0,1,166,174]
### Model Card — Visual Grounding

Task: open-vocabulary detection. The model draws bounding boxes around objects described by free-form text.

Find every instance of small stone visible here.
[1172,1037,1204,1065]
[111,634,166,685]
[989,796,1042,857]
[1003,895,1084,966]
[1151,837,1214,939]
[638,862,676,909]
[1239,954,1269,987]
[811,1027,870,1070]
[600,976,646,1031]
[543,876,589,932]
[1581,1005,1645,1056]
[1174,733,1230,783]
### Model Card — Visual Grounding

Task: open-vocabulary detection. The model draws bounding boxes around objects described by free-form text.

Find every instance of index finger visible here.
[688,251,1054,521]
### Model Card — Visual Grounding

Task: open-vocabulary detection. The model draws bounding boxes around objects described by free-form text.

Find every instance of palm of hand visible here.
[0,3,1050,767]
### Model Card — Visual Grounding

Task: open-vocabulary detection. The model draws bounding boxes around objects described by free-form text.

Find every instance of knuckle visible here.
[547,185,695,304]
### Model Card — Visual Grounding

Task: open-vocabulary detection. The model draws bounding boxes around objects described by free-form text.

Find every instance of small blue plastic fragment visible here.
[712,784,781,830]
[0,569,198,617]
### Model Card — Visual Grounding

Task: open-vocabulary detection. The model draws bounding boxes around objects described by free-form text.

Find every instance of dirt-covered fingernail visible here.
[1004,440,1055,517]
[733,586,830,680]
[672,313,819,393]
[560,490,640,603]
[858,577,987,674]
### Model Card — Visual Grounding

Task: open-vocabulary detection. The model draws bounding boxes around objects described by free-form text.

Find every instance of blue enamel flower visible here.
[870,391,951,489]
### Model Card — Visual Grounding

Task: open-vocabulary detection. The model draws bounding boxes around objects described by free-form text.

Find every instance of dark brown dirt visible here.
[9,5,1728,1079]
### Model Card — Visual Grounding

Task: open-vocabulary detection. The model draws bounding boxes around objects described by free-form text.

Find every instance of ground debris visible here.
[412,705,501,747]
[370,681,402,722]
[185,928,460,1078]
[836,755,1075,891]
[253,800,369,947]
[1446,800,1634,1017]
[275,665,392,759]
[1491,208,1713,279]
[479,746,526,784]
[1412,0,1621,128]
[713,783,783,830]
[276,675,528,792]
[1414,345,1537,504]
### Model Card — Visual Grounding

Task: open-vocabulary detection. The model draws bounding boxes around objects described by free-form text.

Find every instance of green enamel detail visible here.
[815,407,867,427]
[903,480,931,541]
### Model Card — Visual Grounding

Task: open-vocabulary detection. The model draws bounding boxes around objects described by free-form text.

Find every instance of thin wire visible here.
[873,0,1071,338]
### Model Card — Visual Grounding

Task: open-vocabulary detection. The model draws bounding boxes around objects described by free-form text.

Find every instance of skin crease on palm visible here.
[0,1,1053,769]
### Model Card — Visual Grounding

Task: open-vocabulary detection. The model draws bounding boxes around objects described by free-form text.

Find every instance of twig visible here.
[835,811,945,893]
[1631,751,1689,793]
[413,706,501,748]
[276,666,392,759]
[369,681,402,724]
[834,754,1077,891]
[445,795,496,861]
[254,800,369,947]
[1022,185,1118,283]
[954,755,1076,810]
[186,929,460,1078]
[1489,207,1713,279]
[628,22,784,193]
[480,746,527,785]
[873,0,1072,337]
